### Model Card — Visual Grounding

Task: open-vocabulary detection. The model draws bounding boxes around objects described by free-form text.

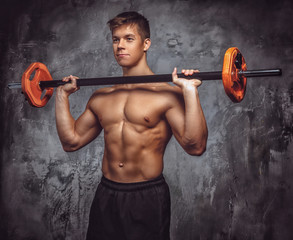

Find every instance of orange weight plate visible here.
[222,47,247,102]
[21,62,53,108]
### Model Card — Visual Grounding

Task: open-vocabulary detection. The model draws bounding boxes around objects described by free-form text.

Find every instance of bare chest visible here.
[92,89,170,128]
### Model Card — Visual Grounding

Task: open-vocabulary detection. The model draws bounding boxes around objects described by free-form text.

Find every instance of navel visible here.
[119,162,124,168]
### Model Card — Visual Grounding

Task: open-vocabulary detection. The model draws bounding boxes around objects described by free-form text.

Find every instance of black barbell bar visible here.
[36,69,281,90]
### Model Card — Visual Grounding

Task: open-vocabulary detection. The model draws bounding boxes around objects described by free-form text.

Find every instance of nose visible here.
[117,39,125,49]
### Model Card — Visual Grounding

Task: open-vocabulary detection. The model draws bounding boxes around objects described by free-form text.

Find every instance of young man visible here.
[55,11,208,240]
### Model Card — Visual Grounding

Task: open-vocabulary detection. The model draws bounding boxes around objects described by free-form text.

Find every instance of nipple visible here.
[119,162,124,168]
[144,116,150,123]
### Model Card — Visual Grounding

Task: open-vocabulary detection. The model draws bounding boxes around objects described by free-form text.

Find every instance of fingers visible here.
[173,67,184,87]
[181,69,202,86]
[60,75,80,94]
[62,75,79,81]
[181,69,200,76]
[172,68,202,88]
[62,75,79,85]
[172,67,178,80]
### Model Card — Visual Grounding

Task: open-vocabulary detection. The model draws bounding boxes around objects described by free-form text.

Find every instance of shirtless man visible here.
[55,12,207,240]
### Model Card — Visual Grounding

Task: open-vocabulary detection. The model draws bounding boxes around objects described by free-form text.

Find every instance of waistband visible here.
[100,174,166,192]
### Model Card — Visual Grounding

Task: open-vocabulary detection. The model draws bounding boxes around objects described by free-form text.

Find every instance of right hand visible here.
[172,68,202,91]
[57,75,80,96]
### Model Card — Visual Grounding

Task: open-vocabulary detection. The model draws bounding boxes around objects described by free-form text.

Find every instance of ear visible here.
[143,38,151,52]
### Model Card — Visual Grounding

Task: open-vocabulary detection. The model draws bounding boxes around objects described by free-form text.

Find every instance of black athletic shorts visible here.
[86,174,171,240]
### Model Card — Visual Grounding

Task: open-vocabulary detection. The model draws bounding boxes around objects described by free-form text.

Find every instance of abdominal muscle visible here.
[101,118,171,183]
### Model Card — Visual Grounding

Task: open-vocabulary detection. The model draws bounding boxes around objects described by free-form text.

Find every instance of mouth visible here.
[116,54,130,58]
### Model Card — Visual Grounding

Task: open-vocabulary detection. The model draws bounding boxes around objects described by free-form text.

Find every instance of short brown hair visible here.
[107,11,150,40]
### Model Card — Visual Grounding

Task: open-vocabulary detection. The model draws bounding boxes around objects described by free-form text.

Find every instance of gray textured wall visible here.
[1,0,293,239]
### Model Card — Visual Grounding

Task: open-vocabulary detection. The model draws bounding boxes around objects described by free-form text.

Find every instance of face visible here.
[112,24,150,68]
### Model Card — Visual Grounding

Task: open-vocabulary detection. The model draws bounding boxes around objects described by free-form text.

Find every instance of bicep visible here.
[73,107,103,149]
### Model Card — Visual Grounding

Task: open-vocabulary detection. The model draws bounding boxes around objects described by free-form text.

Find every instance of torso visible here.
[88,83,182,182]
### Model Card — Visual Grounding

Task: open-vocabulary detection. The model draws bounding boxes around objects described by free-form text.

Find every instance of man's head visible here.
[107,11,150,41]
[108,12,151,70]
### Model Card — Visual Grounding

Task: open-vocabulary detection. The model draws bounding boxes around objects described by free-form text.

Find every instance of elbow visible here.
[63,146,78,152]
[183,132,208,156]
[63,146,77,152]
[182,137,207,156]
[61,142,80,152]
[185,145,206,156]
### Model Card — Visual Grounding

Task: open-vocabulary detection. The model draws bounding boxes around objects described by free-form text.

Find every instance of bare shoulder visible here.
[154,83,182,94]
[86,86,116,107]
[136,83,184,110]
[93,86,116,95]
[90,86,116,98]
[154,84,184,102]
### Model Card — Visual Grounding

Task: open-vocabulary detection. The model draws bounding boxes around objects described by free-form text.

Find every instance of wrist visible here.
[182,84,199,94]
[56,87,71,100]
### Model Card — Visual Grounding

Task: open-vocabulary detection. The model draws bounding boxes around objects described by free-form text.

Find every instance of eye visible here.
[127,37,134,41]
[112,38,119,43]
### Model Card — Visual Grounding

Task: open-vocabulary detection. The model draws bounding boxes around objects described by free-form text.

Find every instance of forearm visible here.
[182,86,208,154]
[55,88,78,148]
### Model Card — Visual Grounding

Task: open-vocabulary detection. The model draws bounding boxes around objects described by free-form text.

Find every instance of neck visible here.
[122,66,154,76]
[122,57,154,76]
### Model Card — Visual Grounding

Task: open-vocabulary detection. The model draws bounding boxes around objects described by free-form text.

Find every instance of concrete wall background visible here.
[0,0,292,239]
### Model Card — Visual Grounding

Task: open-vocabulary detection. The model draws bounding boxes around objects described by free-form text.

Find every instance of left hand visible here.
[172,68,202,89]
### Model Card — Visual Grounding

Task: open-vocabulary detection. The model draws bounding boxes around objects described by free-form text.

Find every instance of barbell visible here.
[8,47,281,107]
